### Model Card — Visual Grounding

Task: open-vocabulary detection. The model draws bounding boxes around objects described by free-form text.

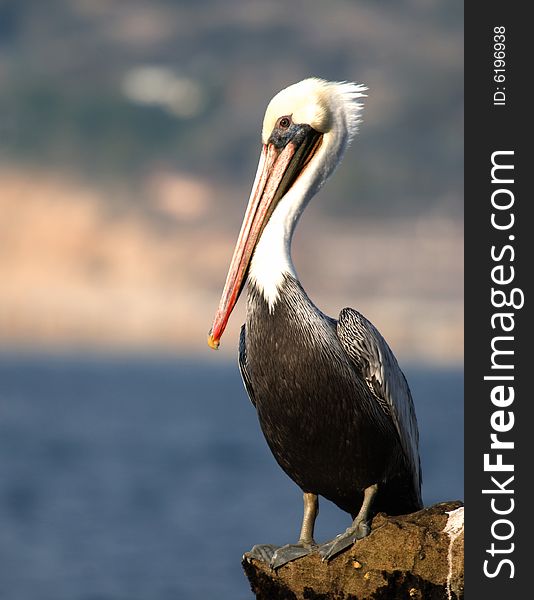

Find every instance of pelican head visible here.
[208,78,367,349]
[261,78,366,146]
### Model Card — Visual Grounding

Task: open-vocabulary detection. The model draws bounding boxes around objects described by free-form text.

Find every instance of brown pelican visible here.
[208,78,422,567]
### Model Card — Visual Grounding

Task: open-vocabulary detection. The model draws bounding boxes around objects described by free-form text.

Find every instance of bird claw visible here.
[319,521,370,561]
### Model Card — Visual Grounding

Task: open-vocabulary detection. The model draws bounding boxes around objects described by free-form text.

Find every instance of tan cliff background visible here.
[0,0,463,365]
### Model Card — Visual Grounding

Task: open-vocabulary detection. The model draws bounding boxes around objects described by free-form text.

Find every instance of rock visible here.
[242,501,464,600]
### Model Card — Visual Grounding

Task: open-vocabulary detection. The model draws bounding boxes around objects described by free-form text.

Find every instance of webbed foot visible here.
[247,544,278,563]
[319,519,370,561]
[246,542,316,568]
[270,542,316,569]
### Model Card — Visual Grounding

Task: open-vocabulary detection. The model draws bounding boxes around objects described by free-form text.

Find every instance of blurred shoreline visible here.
[1,166,462,366]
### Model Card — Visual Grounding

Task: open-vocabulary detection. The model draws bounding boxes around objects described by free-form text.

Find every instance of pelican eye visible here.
[278,116,292,129]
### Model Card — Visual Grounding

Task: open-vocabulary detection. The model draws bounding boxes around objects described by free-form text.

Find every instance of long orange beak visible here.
[208,128,321,349]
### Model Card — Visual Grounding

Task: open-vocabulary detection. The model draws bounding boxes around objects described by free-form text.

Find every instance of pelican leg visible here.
[319,483,378,561]
[247,493,319,568]
[270,492,319,568]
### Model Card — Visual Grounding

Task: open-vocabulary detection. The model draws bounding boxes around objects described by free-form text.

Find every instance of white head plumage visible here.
[262,78,367,146]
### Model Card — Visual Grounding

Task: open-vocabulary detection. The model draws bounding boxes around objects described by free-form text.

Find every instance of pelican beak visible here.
[208,126,321,349]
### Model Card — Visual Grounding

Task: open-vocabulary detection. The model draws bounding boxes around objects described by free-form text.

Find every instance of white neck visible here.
[248,127,348,309]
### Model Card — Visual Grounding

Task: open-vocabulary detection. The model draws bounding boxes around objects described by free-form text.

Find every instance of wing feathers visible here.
[337,308,421,492]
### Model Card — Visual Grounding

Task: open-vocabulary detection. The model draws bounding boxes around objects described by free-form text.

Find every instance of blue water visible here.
[0,354,463,600]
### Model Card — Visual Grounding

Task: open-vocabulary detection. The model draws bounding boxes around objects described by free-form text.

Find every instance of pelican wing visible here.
[337,308,421,492]
[238,324,257,408]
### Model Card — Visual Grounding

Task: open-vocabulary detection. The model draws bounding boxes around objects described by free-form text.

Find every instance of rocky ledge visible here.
[242,501,464,600]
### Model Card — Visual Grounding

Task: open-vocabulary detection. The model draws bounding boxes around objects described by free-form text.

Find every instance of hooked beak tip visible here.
[207,331,220,350]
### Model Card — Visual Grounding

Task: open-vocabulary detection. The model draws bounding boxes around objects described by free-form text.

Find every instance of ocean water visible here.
[0,354,463,600]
